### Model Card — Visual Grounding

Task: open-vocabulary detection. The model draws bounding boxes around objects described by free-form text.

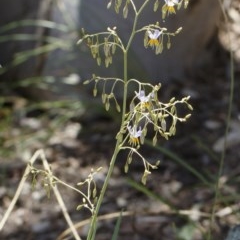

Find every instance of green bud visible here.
[92,188,97,198]
[93,87,97,97]
[102,93,107,104]
[105,100,110,111]
[124,163,129,173]
[116,103,121,112]
[143,31,148,48]
[97,57,101,66]
[187,104,193,111]
[104,43,110,57]
[107,1,112,9]
[169,125,176,135]
[156,160,161,166]
[140,133,145,145]
[185,114,192,119]
[111,44,116,54]
[153,0,159,12]
[156,42,163,54]
[141,174,147,185]
[93,197,98,205]
[153,134,157,146]
[115,4,120,13]
[162,5,167,19]
[141,170,151,185]
[175,27,182,34]
[83,80,90,85]
[116,0,122,7]
[161,118,166,131]
[123,4,128,18]
[171,106,176,114]
[76,204,84,211]
[142,127,147,137]
[105,57,109,68]
[167,41,171,49]
[184,0,189,8]
[177,1,182,10]
[127,156,132,164]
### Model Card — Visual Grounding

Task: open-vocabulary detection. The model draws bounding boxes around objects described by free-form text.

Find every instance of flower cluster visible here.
[78,27,122,68]
[79,0,191,187]
[121,85,192,184]
[125,86,192,149]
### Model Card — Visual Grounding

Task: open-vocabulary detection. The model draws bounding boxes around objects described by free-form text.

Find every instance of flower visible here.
[128,125,142,146]
[162,0,179,15]
[147,29,162,48]
[136,90,154,109]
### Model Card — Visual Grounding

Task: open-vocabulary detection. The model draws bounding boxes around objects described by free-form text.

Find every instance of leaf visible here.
[111,211,123,240]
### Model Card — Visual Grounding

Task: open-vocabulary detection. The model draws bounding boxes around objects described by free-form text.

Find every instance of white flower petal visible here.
[148,30,161,40]
[128,125,142,138]
[165,0,178,6]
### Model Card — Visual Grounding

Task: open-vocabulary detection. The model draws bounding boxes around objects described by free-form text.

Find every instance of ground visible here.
[0,3,240,240]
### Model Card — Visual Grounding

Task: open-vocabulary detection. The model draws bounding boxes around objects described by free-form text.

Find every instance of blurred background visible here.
[0,0,240,239]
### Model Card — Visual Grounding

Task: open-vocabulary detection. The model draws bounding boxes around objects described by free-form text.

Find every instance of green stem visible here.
[87,1,150,239]
[126,0,149,52]
[87,140,121,240]
[207,1,235,239]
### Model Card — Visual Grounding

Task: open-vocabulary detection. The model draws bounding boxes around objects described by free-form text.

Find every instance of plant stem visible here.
[87,18,130,240]
[87,1,150,239]
[207,1,235,239]
[87,139,121,240]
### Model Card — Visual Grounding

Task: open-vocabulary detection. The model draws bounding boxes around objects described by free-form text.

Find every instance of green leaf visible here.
[111,211,123,240]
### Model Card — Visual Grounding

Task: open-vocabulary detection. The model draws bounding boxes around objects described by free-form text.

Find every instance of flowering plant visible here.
[77,0,191,239]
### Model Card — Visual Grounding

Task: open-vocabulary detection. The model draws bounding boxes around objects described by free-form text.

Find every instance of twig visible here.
[57,211,134,240]
[40,150,82,240]
[0,149,82,240]
[0,150,40,231]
